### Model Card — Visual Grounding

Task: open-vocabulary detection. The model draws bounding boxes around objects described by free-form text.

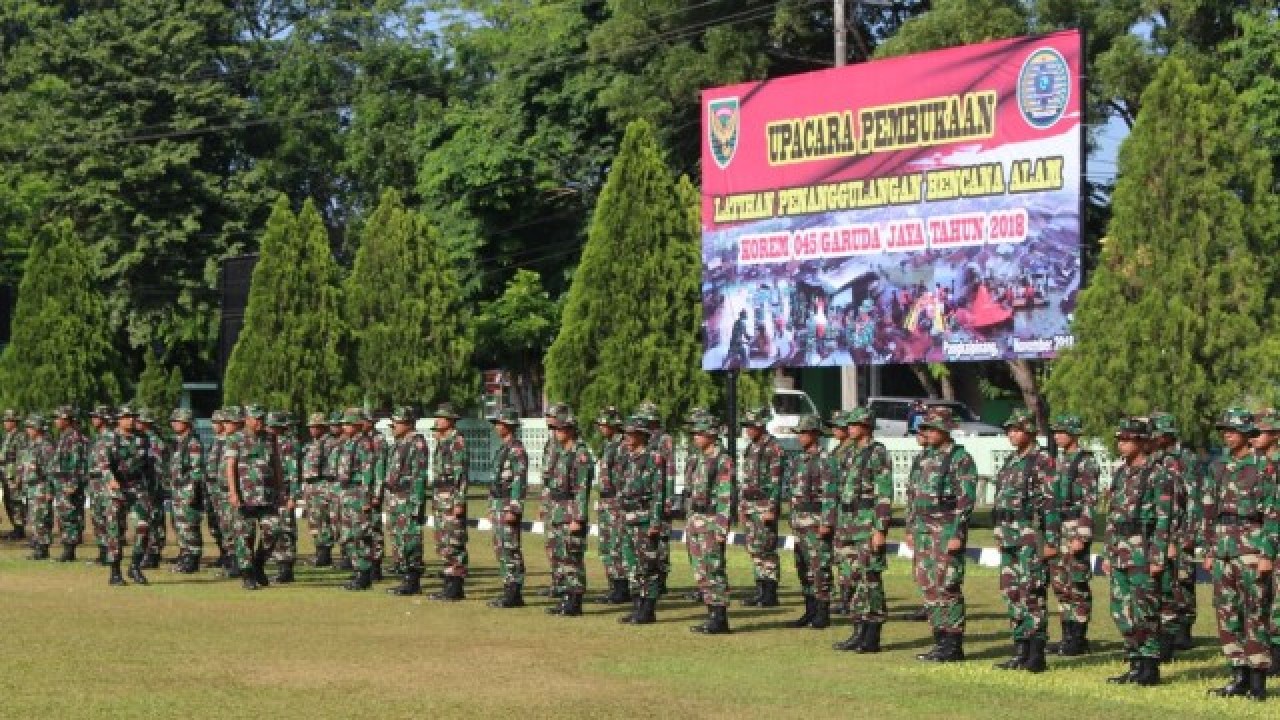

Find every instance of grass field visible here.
[0,502,1272,720]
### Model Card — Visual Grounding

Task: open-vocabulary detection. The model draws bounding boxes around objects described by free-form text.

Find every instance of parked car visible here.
[766,388,819,437]
[866,396,1003,437]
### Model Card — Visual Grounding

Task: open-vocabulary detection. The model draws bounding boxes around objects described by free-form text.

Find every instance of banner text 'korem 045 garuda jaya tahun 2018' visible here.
[701,30,1082,370]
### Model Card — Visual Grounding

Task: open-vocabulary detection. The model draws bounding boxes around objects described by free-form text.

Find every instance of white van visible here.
[766,388,819,437]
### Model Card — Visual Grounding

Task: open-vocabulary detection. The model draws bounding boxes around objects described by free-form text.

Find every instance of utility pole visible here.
[834,0,847,67]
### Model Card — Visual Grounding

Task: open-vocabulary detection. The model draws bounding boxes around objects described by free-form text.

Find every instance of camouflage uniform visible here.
[990,408,1059,672]
[593,407,630,604]
[300,413,339,567]
[1203,409,1276,700]
[87,407,115,562]
[19,416,56,558]
[827,413,858,611]
[832,408,894,653]
[685,416,734,635]
[1260,411,1280,679]
[384,407,429,596]
[616,418,666,625]
[165,410,205,573]
[51,409,89,560]
[1047,414,1100,656]
[335,409,376,589]
[486,409,527,607]
[100,407,155,585]
[205,410,235,572]
[540,403,567,595]
[1104,417,1173,686]
[786,415,838,630]
[739,408,785,607]
[139,412,169,567]
[1149,412,1201,658]
[361,417,389,578]
[225,407,283,589]
[268,412,301,581]
[646,410,678,593]
[912,406,978,662]
[544,412,593,616]
[2,410,30,537]
[430,403,469,601]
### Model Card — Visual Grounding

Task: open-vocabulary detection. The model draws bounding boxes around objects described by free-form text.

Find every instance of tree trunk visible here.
[937,371,957,401]
[909,364,940,398]
[1007,359,1048,435]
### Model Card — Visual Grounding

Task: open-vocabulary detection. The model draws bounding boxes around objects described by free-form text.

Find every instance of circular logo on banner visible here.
[1017,47,1070,129]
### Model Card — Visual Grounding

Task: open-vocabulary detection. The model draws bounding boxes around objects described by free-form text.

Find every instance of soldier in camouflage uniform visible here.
[430,402,469,601]
[138,409,168,569]
[51,406,89,563]
[300,413,337,567]
[487,409,528,608]
[738,407,784,608]
[1255,411,1280,678]
[2,408,29,540]
[637,401,678,595]
[990,408,1059,673]
[1149,411,1202,658]
[685,415,734,635]
[903,430,932,622]
[207,409,237,575]
[359,412,389,581]
[540,402,568,597]
[1103,416,1173,687]
[832,408,894,653]
[543,411,593,617]
[335,408,376,590]
[911,406,978,662]
[326,412,355,573]
[593,407,630,605]
[100,405,155,586]
[20,414,56,560]
[165,409,205,574]
[267,412,301,583]
[87,406,114,564]
[1047,414,1100,656]
[1202,408,1275,702]
[616,416,665,625]
[385,407,430,597]
[225,405,284,590]
[825,410,856,615]
[785,415,837,630]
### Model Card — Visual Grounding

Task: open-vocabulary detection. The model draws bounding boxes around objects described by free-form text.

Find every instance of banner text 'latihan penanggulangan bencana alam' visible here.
[701,30,1082,370]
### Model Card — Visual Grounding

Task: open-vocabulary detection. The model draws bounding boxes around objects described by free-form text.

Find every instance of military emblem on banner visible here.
[1017,47,1070,130]
[707,97,740,169]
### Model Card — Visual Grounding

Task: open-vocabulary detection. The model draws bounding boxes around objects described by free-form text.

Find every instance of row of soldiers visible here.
[2,399,1277,701]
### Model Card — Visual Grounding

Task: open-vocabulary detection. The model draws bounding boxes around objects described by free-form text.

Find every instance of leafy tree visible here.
[1045,59,1279,447]
[345,188,475,410]
[0,220,125,410]
[474,269,560,416]
[135,350,183,415]
[223,197,349,417]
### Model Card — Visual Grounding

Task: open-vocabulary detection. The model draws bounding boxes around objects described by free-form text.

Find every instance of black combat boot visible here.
[608,578,632,604]
[336,556,354,572]
[657,573,668,596]
[28,544,48,560]
[930,633,965,663]
[833,622,865,651]
[689,606,713,633]
[1174,619,1194,651]
[545,596,567,615]
[1108,658,1140,684]
[97,545,109,566]
[633,597,657,625]
[1135,657,1161,687]
[176,554,200,574]
[142,552,160,569]
[488,582,524,608]
[916,629,944,661]
[693,605,730,635]
[344,568,372,591]
[560,593,584,617]
[995,641,1028,670]
[7,524,24,541]
[907,604,930,622]
[312,545,332,567]
[789,596,816,628]
[252,550,271,587]
[127,558,149,586]
[618,597,642,624]
[1058,621,1091,656]
[430,575,462,601]
[370,562,383,583]
[391,570,423,597]
[856,623,883,653]
[685,589,704,603]
[226,553,242,578]
[1023,637,1048,674]
[56,544,76,563]
[273,561,295,584]
[1247,666,1267,702]
[810,601,831,629]
[759,579,780,607]
[1158,630,1176,662]
[242,572,260,590]
[108,560,125,586]
[1209,666,1249,698]
[741,579,763,607]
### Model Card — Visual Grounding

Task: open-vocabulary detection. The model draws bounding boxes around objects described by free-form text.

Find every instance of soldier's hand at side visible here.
[229,494,241,508]
[946,537,962,554]
[286,500,296,511]
[762,511,776,524]
[1101,559,1110,575]
[1259,557,1273,575]
[569,521,582,534]
[647,527,660,538]
[1166,545,1177,559]
[1202,556,1213,572]
[818,525,832,538]
[905,535,914,551]
[871,531,885,550]
[451,505,465,519]
[109,480,120,493]
[1149,562,1163,575]
[1042,545,1059,560]
[503,511,518,526]
[1068,538,1084,554]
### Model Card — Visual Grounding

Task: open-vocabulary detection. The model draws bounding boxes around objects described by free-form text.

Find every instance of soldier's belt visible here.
[488,484,510,499]
[597,489,617,499]
[1113,520,1155,535]
[1215,513,1263,526]
[620,496,651,510]
[547,490,575,501]
[690,503,712,514]
[1059,507,1085,520]
[792,501,822,512]
[992,509,1035,523]
[741,488,765,501]
[840,498,877,512]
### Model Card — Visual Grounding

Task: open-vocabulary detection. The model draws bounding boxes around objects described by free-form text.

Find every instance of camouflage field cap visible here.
[544,402,569,418]
[1,409,18,422]
[688,416,721,437]
[137,408,157,424]
[1049,413,1083,435]
[552,411,579,431]
[1003,407,1037,433]
[170,408,194,423]
[824,409,848,427]
[307,412,328,427]
[1148,411,1178,438]
[1214,407,1256,436]
[740,406,771,428]
[117,404,140,418]
[211,409,226,423]
[1253,408,1280,433]
[243,404,267,420]
[56,405,78,421]
[918,405,958,432]
[623,415,652,435]
[91,404,112,418]
[433,402,461,420]
[328,411,343,426]
[222,406,244,423]
[634,401,661,423]
[594,406,624,428]
[24,413,46,430]
[685,406,712,426]
[266,411,290,428]
[788,415,828,435]
[341,407,363,424]
[844,407,875,429]
[391,406,418,425]
[487,408,519,427]
[1114,416,1150,440]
